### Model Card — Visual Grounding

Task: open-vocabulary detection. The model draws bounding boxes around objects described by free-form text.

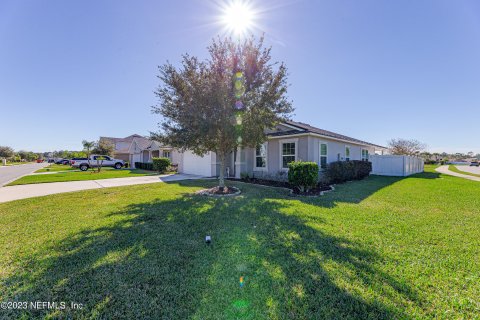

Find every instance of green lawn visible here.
[7,168,157,186]
[35,164,78,173]
[448,165,480,178]
[0,166,479,319]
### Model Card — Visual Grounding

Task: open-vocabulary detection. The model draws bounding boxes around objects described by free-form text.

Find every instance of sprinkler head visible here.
[205,235,211,244]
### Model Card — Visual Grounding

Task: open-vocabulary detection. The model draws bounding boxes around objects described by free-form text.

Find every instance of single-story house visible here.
[101,120,388,177]
[245,120,387,178]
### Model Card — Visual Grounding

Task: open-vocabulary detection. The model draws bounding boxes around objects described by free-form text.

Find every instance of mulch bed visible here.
[196,186,241,197]
[290,185,332,196]
[227,178,333,197]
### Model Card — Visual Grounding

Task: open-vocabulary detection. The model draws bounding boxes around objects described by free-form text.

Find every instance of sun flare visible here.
[221,1,255,36]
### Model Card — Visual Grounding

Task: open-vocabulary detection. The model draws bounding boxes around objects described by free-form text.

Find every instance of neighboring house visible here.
[100,120,387,177]
[100,135,180,168]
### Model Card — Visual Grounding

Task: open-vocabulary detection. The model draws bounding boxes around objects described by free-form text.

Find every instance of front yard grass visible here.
[7,168,157,186]
[35,164,77,173]
[448,164,480,178]
[0,166,479,319]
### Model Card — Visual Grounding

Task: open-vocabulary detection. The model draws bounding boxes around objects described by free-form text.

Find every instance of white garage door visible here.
[182,151,212,176]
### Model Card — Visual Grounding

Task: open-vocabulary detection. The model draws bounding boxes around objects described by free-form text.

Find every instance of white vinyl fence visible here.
[370,155,424,177]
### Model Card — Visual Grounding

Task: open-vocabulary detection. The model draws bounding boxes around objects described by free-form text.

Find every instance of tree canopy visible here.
[152,36,293,188]
[0,146,15,159]
[388,138,426,156]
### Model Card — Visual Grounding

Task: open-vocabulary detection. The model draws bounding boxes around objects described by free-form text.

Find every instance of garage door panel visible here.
[182,151,212,176]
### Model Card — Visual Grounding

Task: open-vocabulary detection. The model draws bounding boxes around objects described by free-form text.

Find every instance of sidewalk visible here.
[435,165,480,182]
[0,173,204,203]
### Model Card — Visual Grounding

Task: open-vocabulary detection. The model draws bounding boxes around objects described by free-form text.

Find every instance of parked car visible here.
[70,157,88,165]
[470,161,479,167]
[71,155,125,171]
[48,159,55,163]
[36,159,44,163]
[55,158,65,164]
[61,159,71,165]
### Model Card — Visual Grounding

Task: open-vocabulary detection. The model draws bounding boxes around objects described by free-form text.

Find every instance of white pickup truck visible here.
[71,155,125,171]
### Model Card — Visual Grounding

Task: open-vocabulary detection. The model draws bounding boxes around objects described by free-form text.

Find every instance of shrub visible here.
[240,172,250,180]
[152,157,171,173]
[287,161,319,192]
[326,160,372,184]
[168,164,178,173]
[134,162,154,171]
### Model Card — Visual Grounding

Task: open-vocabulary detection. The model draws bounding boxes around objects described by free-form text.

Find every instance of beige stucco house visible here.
[227,120,387,179]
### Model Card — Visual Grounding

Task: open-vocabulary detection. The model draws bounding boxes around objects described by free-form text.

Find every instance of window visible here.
[93,155,110,160]
[282,142,296,168]
[362,149,369,161]
[320,143,327,169]
[162,150,171,158]
[345,146,350,161]
[255,143,267,168]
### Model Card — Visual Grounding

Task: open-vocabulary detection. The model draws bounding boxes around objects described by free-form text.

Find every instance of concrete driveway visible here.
[455,165,480,175]
[0,163,48,186]
[0,173,205,203]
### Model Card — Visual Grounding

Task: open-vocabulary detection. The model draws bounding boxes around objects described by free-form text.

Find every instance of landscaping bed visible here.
[227,177,332,196]
[195,186,241,196]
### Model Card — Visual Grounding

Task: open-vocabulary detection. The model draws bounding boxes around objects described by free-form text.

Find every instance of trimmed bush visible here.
[287,161,319,192]
[134,162,154,171]
[152,157,171,173]
[326,160,372,184]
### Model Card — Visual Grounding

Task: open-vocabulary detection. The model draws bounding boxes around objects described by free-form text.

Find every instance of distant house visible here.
[100,135,180,168]
[101,120,388,177]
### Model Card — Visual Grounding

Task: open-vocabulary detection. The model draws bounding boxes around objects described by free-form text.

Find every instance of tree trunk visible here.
[218,152,226,190]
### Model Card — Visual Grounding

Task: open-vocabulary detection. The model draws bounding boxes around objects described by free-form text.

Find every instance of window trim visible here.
[319,142,328,170]
[279,138,298,170]
[361,148,369,161]
[253,142,268,171]
[162,149,171,158]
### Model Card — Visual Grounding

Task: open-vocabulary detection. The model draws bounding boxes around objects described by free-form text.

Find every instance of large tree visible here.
[152,36,293,189]
[388,138,426,156]
[0,146,14,159]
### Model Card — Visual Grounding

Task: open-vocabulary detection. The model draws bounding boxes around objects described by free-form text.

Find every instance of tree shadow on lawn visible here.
[1,183,424,319]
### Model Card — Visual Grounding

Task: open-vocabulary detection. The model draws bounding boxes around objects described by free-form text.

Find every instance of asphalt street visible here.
[0,163,48,186]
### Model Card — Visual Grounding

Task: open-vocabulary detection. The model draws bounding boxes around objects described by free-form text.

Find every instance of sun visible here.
[221,1,255,36]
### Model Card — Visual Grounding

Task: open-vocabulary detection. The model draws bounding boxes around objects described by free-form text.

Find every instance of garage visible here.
[181,151,213,176]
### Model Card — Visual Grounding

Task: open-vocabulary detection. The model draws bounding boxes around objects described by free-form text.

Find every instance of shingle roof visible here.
[268,120,387,149]
[133,137,153,150]
[100,134,144,144]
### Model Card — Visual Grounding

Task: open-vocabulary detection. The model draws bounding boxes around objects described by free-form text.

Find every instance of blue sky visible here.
[1,0,479,153]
